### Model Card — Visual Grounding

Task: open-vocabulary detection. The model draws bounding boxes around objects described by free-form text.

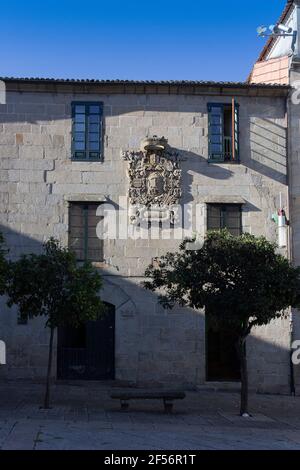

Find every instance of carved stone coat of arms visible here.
[122,136,182,211]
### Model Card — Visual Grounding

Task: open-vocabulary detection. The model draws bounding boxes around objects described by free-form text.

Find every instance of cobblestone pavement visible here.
[1,382,300,450]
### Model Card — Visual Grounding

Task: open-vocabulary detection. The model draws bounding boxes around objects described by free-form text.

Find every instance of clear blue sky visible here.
[0,0,287,82]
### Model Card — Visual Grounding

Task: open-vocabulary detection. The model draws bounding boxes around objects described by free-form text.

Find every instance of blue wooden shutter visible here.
[72,103,86,160]
[208,104,224,162]
[87,104,103,160]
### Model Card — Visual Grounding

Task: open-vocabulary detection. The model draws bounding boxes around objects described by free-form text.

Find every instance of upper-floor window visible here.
[207,204,242,236]
[208,100,239,163]
[72,102,103,161]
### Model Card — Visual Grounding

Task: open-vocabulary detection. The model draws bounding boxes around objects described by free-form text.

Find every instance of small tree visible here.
[7,238,105,409]
[144,230,300,416]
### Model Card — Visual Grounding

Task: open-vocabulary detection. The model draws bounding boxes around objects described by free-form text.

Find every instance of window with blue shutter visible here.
[208,100,239,162]
[208,104,224,162]
[72,102,103,160]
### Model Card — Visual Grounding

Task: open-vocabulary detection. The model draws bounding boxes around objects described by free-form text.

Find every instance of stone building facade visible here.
[0,77,293,393]
[249,0,300,394]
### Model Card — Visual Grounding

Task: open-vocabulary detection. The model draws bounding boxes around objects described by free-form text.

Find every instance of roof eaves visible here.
[0,77,290,89]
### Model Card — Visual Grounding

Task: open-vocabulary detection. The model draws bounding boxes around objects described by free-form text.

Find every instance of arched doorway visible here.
[57,302,115,380]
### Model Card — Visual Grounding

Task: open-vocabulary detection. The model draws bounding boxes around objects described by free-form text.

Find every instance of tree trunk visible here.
[43,327,54,409]
[238,336,249,416]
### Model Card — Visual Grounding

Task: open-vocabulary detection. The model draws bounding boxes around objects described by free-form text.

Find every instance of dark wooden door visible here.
[57,303,115,380]
[206,313,240,382]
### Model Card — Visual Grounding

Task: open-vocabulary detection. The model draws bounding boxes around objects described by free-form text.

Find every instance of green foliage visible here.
[144,230,300,337]
[7,238,105,328]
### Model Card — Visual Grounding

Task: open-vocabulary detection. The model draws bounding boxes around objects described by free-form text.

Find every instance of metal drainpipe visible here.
[287,203,296,396]
[286,80,296,396]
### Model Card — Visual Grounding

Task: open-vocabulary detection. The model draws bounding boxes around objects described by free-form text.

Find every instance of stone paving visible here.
[1,381,300,450]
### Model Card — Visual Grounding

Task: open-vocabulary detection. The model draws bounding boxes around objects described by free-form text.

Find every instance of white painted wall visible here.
[268,5,298,59]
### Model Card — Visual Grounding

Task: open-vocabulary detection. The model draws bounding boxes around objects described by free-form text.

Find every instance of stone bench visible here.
[110,390,186,413]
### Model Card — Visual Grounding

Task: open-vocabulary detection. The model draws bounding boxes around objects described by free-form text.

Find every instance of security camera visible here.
[257,22,295,38]
[270,23,293,35]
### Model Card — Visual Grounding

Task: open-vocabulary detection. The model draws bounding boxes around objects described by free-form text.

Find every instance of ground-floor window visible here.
[68,202,104,262]
[207,203,242,236]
